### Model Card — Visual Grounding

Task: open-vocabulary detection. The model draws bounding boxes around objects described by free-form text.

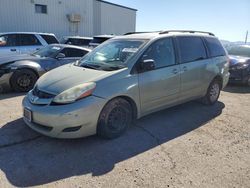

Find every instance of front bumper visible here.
[229,68,250,84]
[0,71,13,92]
[22,95,106,138]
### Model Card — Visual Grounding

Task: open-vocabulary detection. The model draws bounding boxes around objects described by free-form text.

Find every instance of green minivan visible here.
[22,30,230,139]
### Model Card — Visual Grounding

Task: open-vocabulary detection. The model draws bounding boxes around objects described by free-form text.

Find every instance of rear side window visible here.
[41,35,59,44]
[204,37,226,57]
[177,36,207,64]
[18,34,41,46]
[61,48,87,57]
[143,38,176,68]
[0,34,18,47]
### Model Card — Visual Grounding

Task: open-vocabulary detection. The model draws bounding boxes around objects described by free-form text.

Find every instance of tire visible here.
[97,98,133,139]
[247,76,250,87]
[10,69,38,92]
[201,79,221,105]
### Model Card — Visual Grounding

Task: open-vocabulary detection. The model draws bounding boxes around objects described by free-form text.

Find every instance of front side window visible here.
[18,34,41,46]
[142,38,176,68]
[33,45,63,58]
[0,34,17,47]
[61,48,87,57]
[177,36,207,63]
[35,4,47,14]
[77,39,146,70]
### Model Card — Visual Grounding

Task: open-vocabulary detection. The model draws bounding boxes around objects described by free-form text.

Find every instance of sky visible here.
[110,0,250,42]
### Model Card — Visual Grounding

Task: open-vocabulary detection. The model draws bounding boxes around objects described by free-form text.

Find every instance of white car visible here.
[0,32,59,56]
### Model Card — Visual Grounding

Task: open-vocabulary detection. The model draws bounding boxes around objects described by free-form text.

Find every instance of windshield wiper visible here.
[81,63,101,70]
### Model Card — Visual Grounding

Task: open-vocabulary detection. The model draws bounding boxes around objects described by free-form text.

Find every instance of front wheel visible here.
[97,98,133,139]
[201,80,221,105]
[10,69,38,92]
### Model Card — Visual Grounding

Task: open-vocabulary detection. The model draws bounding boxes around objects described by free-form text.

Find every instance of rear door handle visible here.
[172,69,178,74]
[10,48,17,52]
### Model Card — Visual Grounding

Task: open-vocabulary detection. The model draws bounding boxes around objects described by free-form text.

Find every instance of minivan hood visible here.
[36,64,117,94]
[0,54,39,66]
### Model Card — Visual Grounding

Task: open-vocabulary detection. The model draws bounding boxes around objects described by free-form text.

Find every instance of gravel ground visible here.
[0,85,250,188]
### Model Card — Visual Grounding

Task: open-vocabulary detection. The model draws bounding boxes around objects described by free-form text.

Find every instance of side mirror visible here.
[56,53,66,59]
[138,59,155,72]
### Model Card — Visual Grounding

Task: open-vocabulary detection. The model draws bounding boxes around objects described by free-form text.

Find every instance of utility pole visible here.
[245,30,248,44]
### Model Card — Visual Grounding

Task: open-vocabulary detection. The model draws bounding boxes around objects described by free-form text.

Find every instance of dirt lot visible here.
[0,85,250,188]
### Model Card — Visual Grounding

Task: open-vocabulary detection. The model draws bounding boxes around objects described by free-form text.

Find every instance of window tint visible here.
[66,38,91,46]
[61,48,87,57]
[177,36,207,64]
[35,4,47,14]
[205,37,226,57]
[0,34,17,47]
[143,38,175,68]
[18,34,41,46]
[41,35,59,44]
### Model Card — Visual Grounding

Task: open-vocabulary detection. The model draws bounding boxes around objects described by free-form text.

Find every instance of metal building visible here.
[0,0,137,37]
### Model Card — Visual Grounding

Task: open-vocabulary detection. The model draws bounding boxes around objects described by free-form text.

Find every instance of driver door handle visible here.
[10,48,17,52]
[172,69,178,74]
[183,66,188,72]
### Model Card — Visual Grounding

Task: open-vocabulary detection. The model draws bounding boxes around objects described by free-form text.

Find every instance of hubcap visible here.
[107,107,128,132]
[210,83,220,102]
[17,74,33,89]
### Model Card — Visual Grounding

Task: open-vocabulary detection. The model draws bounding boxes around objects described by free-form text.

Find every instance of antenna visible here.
[245,30,248,44]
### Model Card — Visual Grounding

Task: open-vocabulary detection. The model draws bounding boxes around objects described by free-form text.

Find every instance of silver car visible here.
[0,32,59,56]
[22,30,230,139]
[0,44,91,92]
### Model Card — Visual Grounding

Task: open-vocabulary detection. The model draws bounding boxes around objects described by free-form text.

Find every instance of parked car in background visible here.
[22,30,229,139]
[227,45,250,85]
[0,44,91,92]
[60,36,93,48]
[89,35,114,48]
[0,32,59,56]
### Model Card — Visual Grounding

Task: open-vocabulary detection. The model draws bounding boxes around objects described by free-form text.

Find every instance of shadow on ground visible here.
[0,101,225,187]
[0,92,25,100]
[223,84,250,94]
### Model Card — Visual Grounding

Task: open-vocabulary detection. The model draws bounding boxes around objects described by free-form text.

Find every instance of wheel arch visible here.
[103,95,138,121]
[212,75,223,89]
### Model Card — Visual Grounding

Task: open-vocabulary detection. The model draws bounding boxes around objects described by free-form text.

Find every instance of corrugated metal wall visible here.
[0,0,136,38]
[100,2,136,35]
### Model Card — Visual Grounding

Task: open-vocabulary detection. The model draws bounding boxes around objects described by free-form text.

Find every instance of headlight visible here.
[52,82,96,104]
[236,63,249,69]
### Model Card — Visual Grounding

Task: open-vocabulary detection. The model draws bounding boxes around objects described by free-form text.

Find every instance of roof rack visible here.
[159,30,215,36]
[124,31,159,35]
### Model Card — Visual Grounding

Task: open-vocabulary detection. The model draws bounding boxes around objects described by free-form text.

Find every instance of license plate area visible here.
[24,108,32,122]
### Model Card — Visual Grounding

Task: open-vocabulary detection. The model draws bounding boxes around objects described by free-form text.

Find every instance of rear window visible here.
[41,34,59,44]
[66,38,92,46]
[205,37,226,57]
[91,37,111,44]
[177,36,207,63]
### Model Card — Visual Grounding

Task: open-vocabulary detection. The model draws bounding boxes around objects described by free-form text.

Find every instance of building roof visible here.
[97,0,137,11]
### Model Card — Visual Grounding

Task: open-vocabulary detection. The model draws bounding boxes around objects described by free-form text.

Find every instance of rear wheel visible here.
[97,98,133,139]
[201,79,221,105]
[10,69,38,92]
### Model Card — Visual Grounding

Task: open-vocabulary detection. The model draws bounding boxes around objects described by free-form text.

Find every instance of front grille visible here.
[32,86,55,99]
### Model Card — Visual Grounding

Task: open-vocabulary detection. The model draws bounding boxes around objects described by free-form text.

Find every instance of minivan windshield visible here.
[77,39,146,70]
